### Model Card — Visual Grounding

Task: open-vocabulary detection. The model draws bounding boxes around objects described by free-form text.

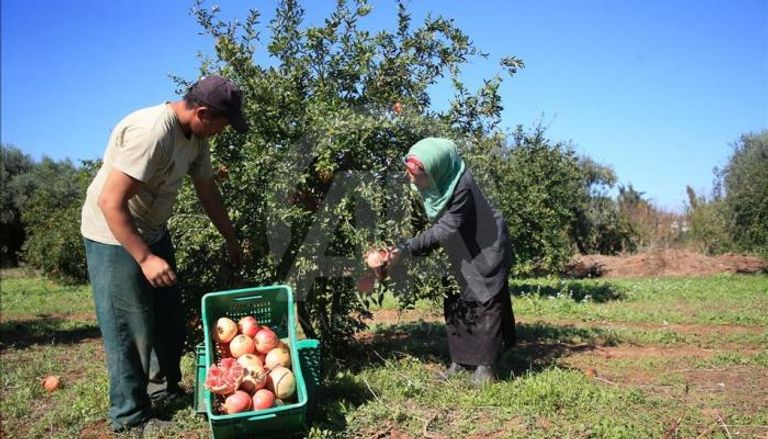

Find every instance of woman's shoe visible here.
[433,362,468,381]
[471,365,495,386]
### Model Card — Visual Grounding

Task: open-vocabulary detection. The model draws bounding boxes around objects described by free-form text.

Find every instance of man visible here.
[80,75,247,432]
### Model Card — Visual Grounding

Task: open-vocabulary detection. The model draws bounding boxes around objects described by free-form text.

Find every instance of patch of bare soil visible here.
[79,420,111,439]
[538,318,765,337]
[368,309,442,325]
[568,249,767,278]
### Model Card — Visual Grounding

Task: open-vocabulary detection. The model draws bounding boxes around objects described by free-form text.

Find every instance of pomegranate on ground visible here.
[42,375,61,392]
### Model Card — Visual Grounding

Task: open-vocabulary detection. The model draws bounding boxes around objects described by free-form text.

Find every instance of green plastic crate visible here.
[195,339,322,418]
[201,285,309,439]
[194,343,207,414]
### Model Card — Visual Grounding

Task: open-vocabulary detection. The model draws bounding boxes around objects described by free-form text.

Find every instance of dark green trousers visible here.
[84,233,184,431]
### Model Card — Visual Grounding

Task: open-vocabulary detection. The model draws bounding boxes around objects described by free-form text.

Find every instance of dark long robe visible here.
[401,170,516,365]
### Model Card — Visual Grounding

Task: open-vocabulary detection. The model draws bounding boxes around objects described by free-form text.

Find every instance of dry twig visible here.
[423,411,439,437]
[595,376,616,385]
[362,376,381,403]
[716,410,733,439]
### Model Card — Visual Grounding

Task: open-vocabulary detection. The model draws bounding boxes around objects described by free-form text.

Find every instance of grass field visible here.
[1,269,766,438]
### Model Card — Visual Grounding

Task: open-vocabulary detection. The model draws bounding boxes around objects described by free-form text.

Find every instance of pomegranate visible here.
[265,345,291,369]
[213,317,238,344]
[365,249,385,268]
[217,341,233,359]
[267,366,296,400]
[365,248,389,280]
[254,327,280,355]
[237,354,264,371]
[240,364,268,394]
[221,390,253,414]
[215,164,229,183]
[356,274,375,292]
[204,357,244,396]
[318,170,333,183]
[252,389,276,410]
[238,316,260,338]
[42,375,61,392]
[230,334,256,358]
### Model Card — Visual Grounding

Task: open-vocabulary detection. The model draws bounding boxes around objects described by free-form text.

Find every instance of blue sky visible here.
[2,0,766,211]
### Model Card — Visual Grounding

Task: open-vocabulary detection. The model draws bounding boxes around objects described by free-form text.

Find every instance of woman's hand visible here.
[387,246,402,267]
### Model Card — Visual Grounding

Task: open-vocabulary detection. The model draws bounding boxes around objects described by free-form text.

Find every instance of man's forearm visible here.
[101,203,153,263]
[195,180,237,242]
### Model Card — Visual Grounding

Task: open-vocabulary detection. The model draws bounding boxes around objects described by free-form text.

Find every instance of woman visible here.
[384,137,516,385]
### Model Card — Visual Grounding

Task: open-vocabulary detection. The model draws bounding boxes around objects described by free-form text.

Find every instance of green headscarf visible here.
[407,137,466,221]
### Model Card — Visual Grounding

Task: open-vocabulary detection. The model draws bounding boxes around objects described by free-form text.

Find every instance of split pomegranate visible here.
[204,357,244,396]
[221,390,253,414]
[267,366,296,400]
[252,389,276,410]
[265,345,291,369]
[254,327,280,355]
[238,316,260,338]
[229,334,256,358]
[42,375,61,392]
[213,317,238,344]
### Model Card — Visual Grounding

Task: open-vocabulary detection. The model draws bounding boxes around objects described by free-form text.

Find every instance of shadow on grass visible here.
[0,316,101,351]
[345,319,621,378]
[510,281,625,302]
[309,318,620,434]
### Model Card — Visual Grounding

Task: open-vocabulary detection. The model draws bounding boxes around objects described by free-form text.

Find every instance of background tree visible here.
[466,125,585,276]
[684,185,732,255]
[719,130,768,258]
[568,157,638,255]
[1,145,34,266]
[14,157,96,282]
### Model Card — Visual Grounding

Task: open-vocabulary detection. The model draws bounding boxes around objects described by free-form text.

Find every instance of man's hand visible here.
[140,254,177,288]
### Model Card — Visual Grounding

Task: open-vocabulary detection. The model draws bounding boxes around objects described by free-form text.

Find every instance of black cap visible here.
[188,75,248,133]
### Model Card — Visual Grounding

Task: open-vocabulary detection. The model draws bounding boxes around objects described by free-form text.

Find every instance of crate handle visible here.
[233,295,263,301]
[247,413,277,421]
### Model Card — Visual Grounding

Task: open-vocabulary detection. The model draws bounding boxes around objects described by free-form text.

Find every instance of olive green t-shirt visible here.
[81,103,215,245]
